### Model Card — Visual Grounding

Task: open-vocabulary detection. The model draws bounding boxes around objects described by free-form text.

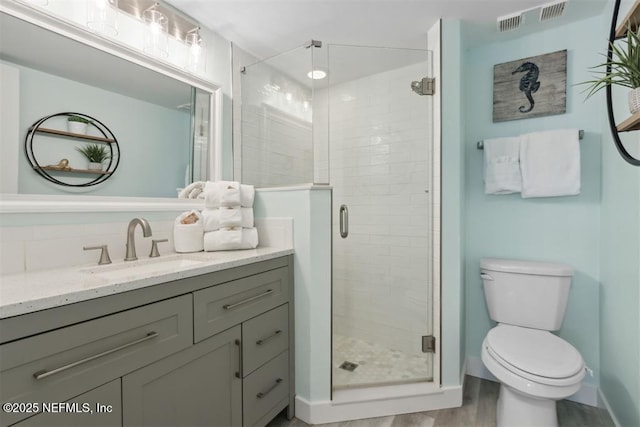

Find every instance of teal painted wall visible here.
[253,188,332,402]
[441,20,466,387]
[461,15,604,389]
[598,0,640,423]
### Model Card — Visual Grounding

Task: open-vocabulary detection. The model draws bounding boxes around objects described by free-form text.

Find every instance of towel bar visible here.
[477,129,584,149]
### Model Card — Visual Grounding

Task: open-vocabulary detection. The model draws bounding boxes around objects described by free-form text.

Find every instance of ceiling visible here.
[165,0,608,60]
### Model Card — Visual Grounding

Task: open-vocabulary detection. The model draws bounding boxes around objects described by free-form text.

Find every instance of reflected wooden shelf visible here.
[32,127,115,143]
[36,166,112,175]
[617,111,640,132]
[615,0,640,37]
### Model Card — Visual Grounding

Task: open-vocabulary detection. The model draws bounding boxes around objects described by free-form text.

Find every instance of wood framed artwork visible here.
[493,49,567,122]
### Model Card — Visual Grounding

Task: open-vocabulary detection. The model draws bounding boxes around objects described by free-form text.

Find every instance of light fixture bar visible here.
[116,0,200,41]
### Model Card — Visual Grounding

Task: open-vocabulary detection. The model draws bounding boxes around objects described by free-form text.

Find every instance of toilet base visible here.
[497,384,558,427]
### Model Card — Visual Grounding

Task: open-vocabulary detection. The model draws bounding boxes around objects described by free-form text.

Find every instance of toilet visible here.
[480,258,585,427]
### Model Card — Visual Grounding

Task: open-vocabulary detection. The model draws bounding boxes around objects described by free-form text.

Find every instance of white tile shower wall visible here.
[331,62,432,356]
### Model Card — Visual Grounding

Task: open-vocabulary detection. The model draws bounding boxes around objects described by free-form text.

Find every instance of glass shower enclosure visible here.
[240,42,435,391]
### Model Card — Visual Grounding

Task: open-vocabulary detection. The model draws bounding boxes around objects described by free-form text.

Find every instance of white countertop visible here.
[0,247,294,319]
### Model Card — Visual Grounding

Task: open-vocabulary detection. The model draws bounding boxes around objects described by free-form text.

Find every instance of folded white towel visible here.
[520,129,581,198]
[241,184,255,207]
[484,136,522,195]
[201,207,255,231]
[204,227,259,251]
[173,211,204,253]
[204,181,242,208]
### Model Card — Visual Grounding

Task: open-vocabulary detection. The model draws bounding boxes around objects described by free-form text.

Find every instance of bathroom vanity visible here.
[0,251,294,427]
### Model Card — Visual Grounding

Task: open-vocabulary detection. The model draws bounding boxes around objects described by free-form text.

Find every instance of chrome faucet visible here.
[125,218,152,261]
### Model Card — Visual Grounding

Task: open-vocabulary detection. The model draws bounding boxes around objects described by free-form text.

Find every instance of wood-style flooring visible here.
[267,376,615,427]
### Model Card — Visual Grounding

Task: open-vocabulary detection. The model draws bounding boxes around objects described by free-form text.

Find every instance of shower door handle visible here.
[339,204,349,238]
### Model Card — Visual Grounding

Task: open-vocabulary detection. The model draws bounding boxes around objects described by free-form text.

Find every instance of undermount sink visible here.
[81,254,208,281]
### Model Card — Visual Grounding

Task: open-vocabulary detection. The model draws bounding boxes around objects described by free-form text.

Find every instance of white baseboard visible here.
[466,356,599,407]
[295,382,462,425]
[598,388,621,427]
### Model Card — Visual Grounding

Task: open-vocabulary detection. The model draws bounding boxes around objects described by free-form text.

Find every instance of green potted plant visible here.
[76,143,110,170]
[67,115,92,134]
[582,22,640,114]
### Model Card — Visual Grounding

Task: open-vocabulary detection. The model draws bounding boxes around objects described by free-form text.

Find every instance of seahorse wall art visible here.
[492,49,567,122]
[512,61,540,113]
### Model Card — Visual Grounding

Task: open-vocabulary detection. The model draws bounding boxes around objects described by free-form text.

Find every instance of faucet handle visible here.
[84,245,112,265]
[150,239,169,258]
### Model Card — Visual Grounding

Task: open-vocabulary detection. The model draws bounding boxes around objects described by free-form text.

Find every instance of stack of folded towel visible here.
[483,129,581,198]
[202,181,258,251]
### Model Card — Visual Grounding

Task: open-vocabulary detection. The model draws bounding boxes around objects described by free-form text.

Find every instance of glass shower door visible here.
[329,44,434,389]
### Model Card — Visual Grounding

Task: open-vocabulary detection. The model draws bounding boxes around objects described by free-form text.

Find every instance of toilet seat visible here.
[485,324,585,386]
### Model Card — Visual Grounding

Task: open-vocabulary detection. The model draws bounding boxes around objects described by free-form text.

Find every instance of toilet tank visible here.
[480,258,573,331]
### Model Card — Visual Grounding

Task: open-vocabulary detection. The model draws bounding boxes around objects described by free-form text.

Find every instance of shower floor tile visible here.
[333,334,432,389]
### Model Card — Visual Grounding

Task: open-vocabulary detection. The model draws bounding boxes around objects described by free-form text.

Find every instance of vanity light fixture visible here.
[143,3,169,58]
[307,69,327,80]
[185,27,206,73]
[87,0,119,36]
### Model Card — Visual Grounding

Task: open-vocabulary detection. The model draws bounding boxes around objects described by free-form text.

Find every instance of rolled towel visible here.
[173,211,204,253]
[241,184,255,207]
[204,181,242,208]
[178,181,204,199]
[204,227,259,251]
[201,207,254,231]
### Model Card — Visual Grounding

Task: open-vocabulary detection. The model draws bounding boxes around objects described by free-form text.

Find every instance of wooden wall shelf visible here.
[25,112,120,187]
[33,127,115,143]
[617,111,640,132]
[36,166,113,175]
[615,0,640,38]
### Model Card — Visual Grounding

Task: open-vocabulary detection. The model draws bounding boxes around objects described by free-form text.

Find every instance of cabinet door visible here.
[13,379,121,427]
[122,325,241,427]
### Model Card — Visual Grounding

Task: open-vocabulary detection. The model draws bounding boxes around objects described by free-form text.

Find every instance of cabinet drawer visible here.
[193,267,289,342]
[243,351,289,427]
[0,295,192,426]
[242,304,289,376]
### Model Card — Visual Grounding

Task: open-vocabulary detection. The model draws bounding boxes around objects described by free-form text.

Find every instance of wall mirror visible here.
[0,3,220,212]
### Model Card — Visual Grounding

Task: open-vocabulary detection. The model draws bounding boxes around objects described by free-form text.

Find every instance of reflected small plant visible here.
[76,143,110,163]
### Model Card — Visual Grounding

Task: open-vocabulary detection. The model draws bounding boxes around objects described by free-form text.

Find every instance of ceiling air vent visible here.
[539,0,567,22]
[497,13,523,32]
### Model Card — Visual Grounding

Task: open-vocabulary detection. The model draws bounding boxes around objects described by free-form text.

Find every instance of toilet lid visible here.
[486,325,584,379]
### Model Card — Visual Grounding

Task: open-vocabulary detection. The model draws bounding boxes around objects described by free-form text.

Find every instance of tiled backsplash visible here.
[0,217,292,275]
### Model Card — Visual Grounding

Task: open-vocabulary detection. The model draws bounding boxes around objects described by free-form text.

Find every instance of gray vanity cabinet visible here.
[0,255,294,427]
[11,380,121,427]
[122,326,242,427]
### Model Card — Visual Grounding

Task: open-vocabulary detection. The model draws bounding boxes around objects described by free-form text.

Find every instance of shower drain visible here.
[339,361,359,372]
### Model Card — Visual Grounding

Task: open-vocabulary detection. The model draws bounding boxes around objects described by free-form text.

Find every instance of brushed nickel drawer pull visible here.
[223,289,273,310]
[256,329,282,346]
[33,331,158,380]
[256,378,283,399]
[234,339,242,378]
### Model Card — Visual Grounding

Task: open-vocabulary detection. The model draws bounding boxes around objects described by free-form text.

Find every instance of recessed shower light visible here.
[307,70,327,80]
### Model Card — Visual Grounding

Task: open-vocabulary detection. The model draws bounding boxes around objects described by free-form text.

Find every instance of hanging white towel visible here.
[204,227,259,251]
[520,129,581,198]
[204,181,242,208]
[483,136,522,195]
[201,207,255,231]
